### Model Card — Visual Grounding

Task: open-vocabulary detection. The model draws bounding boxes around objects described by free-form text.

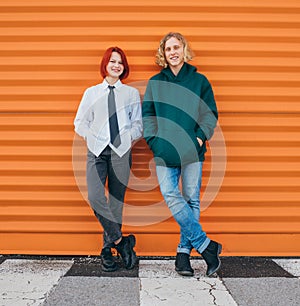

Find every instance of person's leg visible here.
[107,149,132,226]
[178,162,203,254]
[156,165,210,253]
[87,148,122,247]
[86,147,121,271]
[156,164,222,276]
[173,162,203,276]
[107,148,137,270]
[102,148,130,249]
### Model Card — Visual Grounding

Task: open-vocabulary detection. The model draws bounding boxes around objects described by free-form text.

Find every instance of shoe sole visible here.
[207,243,222,277]
[175,268,194,277]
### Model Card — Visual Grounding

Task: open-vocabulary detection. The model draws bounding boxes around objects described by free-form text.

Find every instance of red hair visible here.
[100,46,130,80]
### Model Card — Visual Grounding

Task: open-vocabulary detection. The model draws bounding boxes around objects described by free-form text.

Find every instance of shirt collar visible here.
[103,79,122,90]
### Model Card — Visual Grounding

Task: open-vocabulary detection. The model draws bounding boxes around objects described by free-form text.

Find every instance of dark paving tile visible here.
[65,256,138,277]
[0,256,6,265]
[217,257,294,278]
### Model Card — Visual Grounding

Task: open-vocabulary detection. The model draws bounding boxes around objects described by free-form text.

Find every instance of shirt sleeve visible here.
[74,88,94,139]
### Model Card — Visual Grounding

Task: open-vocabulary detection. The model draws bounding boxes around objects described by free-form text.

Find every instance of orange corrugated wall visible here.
[1,0,300,256]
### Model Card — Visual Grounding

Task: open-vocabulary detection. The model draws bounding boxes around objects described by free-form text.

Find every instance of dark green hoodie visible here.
[142,62,218,167]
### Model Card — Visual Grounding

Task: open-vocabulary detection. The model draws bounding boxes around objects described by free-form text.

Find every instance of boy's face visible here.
[164,37,184,70]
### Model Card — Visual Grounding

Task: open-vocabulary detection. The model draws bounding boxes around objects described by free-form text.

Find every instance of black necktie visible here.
[108,85,121,147]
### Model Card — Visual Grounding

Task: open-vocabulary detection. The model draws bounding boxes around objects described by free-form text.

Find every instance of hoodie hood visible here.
[161,62,197,82]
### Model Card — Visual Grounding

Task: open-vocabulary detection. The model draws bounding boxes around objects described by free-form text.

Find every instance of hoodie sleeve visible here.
[129,88,143,141]
[142,80,157,147]
[195,77,218,142]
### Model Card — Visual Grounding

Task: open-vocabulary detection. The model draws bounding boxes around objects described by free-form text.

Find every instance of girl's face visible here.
[106,52,124,80]
[164,37,184,70]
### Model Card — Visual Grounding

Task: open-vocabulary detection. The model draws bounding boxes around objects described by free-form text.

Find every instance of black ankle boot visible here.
[115,235,137,270]
[175,253,194,276]
[201,240,222,276]
[101,247,117,272]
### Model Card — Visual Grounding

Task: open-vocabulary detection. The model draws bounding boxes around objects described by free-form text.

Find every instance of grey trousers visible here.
[86,146,132,249]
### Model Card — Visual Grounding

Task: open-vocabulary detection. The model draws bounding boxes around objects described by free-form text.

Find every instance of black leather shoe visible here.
[201,240,222,276]
[115,235,137,270]
[101,247,117,272]
[175,253,194,276]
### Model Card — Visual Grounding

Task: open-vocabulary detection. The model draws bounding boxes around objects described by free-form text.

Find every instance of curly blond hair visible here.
[155,32,194,68]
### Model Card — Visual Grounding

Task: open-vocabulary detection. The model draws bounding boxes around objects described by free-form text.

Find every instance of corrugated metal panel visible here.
[0,0,300,256]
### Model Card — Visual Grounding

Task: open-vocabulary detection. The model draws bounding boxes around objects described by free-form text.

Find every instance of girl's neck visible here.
[105,76,119,85]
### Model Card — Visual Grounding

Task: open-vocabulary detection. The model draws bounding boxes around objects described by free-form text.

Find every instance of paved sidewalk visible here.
[0,255,299,306]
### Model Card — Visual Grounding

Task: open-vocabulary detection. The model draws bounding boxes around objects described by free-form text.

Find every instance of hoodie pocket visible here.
[150,129,201,165]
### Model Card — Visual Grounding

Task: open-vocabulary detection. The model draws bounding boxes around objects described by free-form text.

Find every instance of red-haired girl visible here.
[74,47,142,272]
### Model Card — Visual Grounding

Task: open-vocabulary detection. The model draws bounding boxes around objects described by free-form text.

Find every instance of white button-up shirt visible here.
[74,79,142,157]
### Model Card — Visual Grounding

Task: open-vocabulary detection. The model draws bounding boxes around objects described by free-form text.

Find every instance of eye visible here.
[165,47,171,52]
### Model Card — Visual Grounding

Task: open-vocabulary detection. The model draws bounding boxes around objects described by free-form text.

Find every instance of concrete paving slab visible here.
[273,259,300,278]
[43,277,140,306]
[0,259,73,306]
[222,278,300,306]
[140,278,237,306]
[139,259,208,278]
[139,259,237,306]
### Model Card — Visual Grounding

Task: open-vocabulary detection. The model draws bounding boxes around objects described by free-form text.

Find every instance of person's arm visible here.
[196,78,218,143]
[142,80,157,148]
[74,89,94,140]
[129,89,143,142]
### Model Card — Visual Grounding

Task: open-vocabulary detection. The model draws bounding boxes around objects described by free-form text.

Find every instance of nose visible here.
[170,48,176,54]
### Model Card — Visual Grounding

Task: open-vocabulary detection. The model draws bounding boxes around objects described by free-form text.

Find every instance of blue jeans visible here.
[156,162,210,255]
